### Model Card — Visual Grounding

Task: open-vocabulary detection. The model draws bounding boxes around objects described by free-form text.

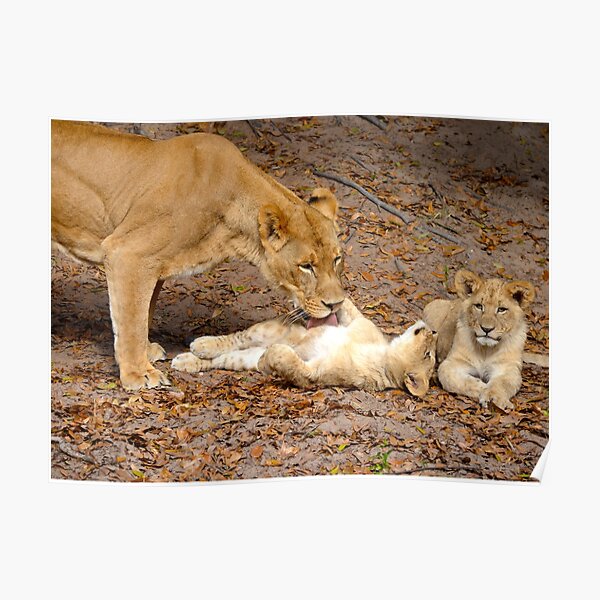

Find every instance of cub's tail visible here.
[523,352,549,368]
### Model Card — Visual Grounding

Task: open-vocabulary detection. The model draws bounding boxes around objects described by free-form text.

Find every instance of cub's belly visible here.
[296,326,350,362]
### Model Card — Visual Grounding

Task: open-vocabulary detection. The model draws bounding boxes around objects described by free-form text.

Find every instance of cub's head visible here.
[258,187,345,320]
[455,270,535,348]
[391,321,437,397]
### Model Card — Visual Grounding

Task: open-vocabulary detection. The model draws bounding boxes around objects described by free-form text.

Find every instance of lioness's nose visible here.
[322,300,343,313]
[481,325,495,334]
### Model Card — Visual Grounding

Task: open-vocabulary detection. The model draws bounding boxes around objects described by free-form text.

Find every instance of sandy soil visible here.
[51,115,549,482]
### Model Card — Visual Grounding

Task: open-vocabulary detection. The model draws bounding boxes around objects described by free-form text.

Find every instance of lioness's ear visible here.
[258,204,288,251]
[307,187,338,222]
[505,280,535,308]
[455,270,482,299]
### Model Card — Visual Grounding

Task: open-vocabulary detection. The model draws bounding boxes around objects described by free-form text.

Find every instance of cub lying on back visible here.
[423,270,535,411]
[172,299,437,395]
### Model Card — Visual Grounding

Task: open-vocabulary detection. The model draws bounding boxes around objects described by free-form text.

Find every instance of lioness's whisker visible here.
[282,308,309,325]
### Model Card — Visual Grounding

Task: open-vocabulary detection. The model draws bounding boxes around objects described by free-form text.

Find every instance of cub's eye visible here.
[299,263,315,275]
[474,303,483,311]
[334,255,342,266]
[497,307,508,314]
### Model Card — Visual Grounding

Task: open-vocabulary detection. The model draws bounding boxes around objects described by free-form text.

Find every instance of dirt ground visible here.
[50,115,549,482]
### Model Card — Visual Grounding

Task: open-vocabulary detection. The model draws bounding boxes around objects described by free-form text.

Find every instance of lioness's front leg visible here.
[258,344,314,388]
[438,357,487,400]
[103,245,170,391]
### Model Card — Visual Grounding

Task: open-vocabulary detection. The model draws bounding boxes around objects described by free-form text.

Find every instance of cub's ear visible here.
[258,204,288,251]
[404,372,429,398]
[505,280,536,308]
[455,270,482,299]
[307,187,338,222]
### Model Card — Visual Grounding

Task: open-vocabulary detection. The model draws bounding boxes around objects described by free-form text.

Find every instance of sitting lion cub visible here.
[423,270,535,411]
[172,299,437,395]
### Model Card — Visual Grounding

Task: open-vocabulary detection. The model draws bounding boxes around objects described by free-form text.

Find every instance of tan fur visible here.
[51,120,344,390]
[423,270,535,411]
[173,299,437,394]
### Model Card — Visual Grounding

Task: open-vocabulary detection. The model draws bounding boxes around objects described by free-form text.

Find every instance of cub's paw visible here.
[171,352,210,373]
[121,366,171,391]
[257,344,296,375]
[147,341,167,362]
[190,336,223,359]
[479,389,514,412]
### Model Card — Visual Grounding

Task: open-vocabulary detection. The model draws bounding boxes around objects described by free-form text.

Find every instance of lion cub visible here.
[172,299,437,395]
[423,270,535,411]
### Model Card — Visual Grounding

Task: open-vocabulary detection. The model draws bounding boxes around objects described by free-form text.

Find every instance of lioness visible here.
[172,298,437,395]
[51,121,345,390]
[423,270,535,411]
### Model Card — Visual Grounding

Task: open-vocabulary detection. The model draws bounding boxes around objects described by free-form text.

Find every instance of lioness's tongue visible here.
[306,313,338,329]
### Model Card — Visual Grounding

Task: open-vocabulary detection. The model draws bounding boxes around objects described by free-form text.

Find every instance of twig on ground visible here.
[428,183,445,202]
[270,120,292,141]
[51,436,97,464]
[313,169,412,225]
[313,169,464,245]
[419,224,464,245]
[359,115,387,130]
[350,154,374,173]
[398,464,487,476]
[432,221,462,236]
[246,120,263,138]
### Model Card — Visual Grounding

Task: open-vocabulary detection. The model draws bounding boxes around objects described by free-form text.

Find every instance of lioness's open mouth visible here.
[306,312,339,329]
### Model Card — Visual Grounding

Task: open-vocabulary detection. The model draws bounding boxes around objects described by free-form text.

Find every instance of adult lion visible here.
[51,121,345,390]
[423,270,535,411]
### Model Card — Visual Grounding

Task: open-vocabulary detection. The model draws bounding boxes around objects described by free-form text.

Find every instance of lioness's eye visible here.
[299,263,314,275]
[334,255,342,266]
[474,303,483,311]
[497,307,508,314]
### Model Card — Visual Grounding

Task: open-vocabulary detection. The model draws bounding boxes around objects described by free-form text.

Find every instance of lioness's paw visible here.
[190,336,222,359]
[147,341,167,362]
[121,367,171,391]
[172,352,208,373]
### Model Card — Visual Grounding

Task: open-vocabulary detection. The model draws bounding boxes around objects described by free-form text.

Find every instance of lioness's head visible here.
[258,187,345,320]
[390,321,437,397]
[455,270,535,348]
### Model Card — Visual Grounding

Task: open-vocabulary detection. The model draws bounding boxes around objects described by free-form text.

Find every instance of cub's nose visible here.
[481,325,495,334]
[322,300,343,313]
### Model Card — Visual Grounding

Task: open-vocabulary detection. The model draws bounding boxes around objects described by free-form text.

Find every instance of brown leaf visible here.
[250,445,264,459]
